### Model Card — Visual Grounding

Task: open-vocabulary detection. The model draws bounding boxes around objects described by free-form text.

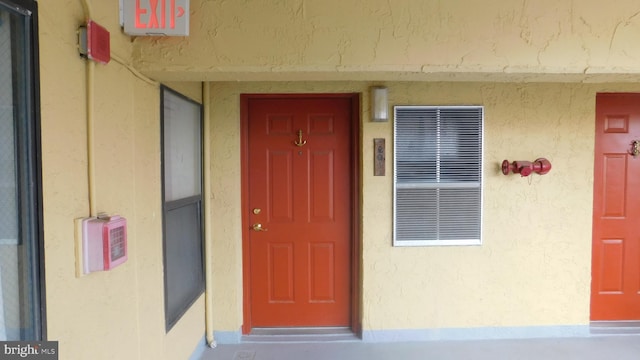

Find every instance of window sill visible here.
[393,239,482,247]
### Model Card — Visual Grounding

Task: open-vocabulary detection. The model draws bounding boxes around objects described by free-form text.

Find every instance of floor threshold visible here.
[242,327,360,343]
[590,321,640,335]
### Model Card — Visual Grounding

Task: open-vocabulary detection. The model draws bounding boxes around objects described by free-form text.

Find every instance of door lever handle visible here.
[630,140,640,158]
[251,223,268,231]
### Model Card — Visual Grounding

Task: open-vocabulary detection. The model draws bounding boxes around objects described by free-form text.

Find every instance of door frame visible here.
[590,92,640,321]
[240,93,361,335]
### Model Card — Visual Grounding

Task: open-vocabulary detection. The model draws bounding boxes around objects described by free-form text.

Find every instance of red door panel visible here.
[591,93,640,320]
[247,97,352,328]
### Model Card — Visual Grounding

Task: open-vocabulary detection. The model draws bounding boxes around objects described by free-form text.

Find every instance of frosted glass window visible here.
[162,90,202,201]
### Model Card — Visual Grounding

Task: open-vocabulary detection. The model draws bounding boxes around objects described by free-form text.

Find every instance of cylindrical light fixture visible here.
[370,86,388,122]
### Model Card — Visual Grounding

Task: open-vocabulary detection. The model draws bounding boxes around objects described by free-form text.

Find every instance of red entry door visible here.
[591,93,640,320]
[245,96,352,329]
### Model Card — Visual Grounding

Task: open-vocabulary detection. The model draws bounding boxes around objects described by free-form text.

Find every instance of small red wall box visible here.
[82,215,127,274]
[78,20,111,64]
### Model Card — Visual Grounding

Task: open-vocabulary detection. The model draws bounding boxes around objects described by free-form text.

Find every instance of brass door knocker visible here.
[630,140,640,158]
[294,129,307,147]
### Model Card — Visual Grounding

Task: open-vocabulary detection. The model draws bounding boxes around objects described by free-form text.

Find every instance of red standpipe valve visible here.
[501,158,552,177]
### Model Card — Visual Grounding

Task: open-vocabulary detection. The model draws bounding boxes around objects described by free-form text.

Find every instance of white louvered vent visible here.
[393,106,483,246]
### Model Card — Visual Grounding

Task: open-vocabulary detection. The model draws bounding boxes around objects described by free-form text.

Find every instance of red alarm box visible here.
[78,20,111,64]
[82,215,127,274]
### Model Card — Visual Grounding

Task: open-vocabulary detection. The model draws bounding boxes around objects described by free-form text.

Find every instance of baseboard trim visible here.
[361,325,590,343]
[214,330,242,344]
[188,336,207,360]
[212,325,593,344]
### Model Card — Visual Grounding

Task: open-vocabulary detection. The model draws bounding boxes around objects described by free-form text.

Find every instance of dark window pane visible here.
[164,202,204,327]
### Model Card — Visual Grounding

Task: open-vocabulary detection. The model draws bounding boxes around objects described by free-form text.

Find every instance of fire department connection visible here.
[501,158,552,177]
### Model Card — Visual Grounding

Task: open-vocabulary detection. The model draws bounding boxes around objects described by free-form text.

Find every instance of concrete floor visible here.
[198,335,640,360]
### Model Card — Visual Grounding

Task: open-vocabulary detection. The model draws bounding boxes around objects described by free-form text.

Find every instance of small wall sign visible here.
[123,0,189,36]
[374,138,385,176]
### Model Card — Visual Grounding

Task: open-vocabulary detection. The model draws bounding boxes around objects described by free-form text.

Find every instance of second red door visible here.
[591,93,640,320]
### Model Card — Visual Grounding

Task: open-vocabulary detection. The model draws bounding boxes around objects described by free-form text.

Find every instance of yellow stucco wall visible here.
[31,0,640,357]
[38,1,204,359]
[137,0,640,82]
[207,81,640,335]
[363,82,594,330]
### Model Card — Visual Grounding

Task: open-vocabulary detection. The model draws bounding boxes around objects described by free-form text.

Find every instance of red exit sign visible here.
[123,0,189,36]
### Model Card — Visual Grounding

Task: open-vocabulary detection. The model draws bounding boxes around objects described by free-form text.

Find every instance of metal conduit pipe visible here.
[79,0,97,217]
[203,82,217,348]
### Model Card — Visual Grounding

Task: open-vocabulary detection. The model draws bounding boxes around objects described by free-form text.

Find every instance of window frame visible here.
[393,105,484,247]
[0,0,45,340]
[160,86,204,331]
